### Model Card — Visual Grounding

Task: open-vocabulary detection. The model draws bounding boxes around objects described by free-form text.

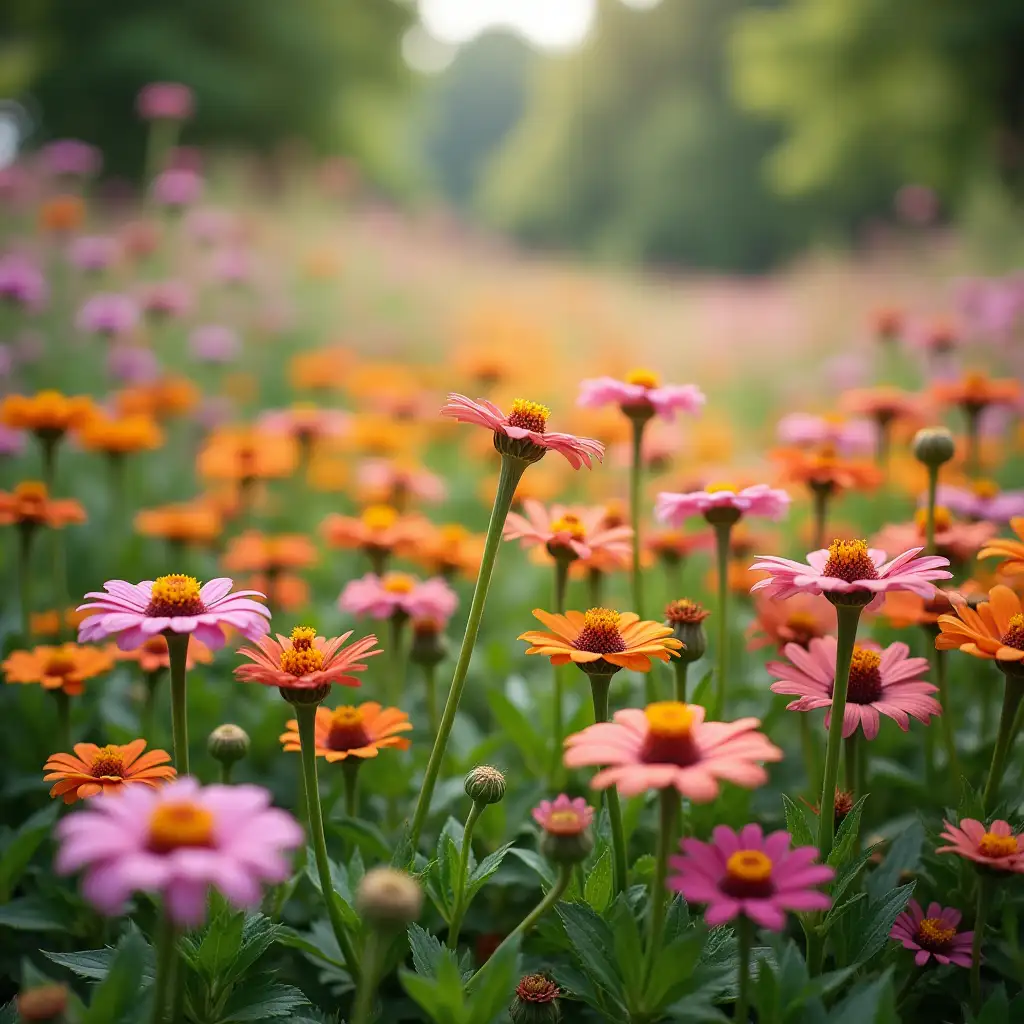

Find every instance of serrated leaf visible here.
[347,847,365,891]
[196,909,245,983]
[43,936,157,985]
[80,931,148,1024]
[466,841,515,901]
[220,979,310,1021]
[846,883,915,968]
[508,847,555,888]
[866,819,924,900]
[781,795,816,852]
[0,896,71,932]
[225,915,283,985]
[584,848,613,914]
[609,897,645,1002]
[818,892,867,935]
[557,901,627,1010]
[645,925,704,1010]
[407,922,466,981]
[273,927,346,970]
[827,796,868,869]
[826,969,897,1023]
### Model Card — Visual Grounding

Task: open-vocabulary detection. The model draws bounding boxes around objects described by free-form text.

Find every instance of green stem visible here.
[447,800,484,948]
[982,672,1024,814]
[844,733,858,796]
[165,633,190,775]
[551,558,571,773]
[409,455,526,851]
[646,789,677,974]
[149,912,177,1024]
[40,438,70,640]
[628,414,648,620]
[673,660,688,702]
[971,875,993,1011]
[735,916,754,1023]
[876,419,891,472]
[931,645,961,784]
[342,760,361,818]
[965,410,981,479]
[817,604,864,858]
[386,613,407,708]
[591,672,627,894]
[351,928,382,1024]
[711,519,734,719]
[219,762,233,784]
[799,713,819,796]
[924,466,939,555]
[811,484,830,553]
[53,690,71,752]
[587,567,604,607]
[141,671,162,741]
[423,662,439,737]
[294,702,361,983]
[17,524,35,641]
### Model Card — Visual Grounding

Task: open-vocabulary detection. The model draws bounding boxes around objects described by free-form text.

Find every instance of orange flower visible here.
[39,194,85,233]
[773,446,883,494]
[116,634,214,674]
[289,346,353,392]
[77,413,164,455]
[519,607,682,673]
[841,386,925,425]
[935,585,1024,665]
[979,519,1024,577]
[880,587,987,628]
[115,377,199,420]
[30,608,91,638]
[3,643,114,695]
[873,509,996,566]
[135,501,222,547]
[345,413,417,457]
[1,391,97,439]
[0,482,86,529]
[405,523,485,577]
[322,505,427,564]
[280,702,412,762]
[247,572,309,611]
[222,531,317,573]
[43,739,175,804]
[198,428,298,483]
[933,372,1021,415]
[646,528,712,565]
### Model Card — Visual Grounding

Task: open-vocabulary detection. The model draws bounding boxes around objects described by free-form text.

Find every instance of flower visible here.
[108,345,161,385]
[408,523,486,577]
[841,386,925,426]
[189,324,240,364]
[935,584,1024,666]
[519,608,682,673]
[881,588,966,629]
[135,502,222,548]
[259,405,351,446]
[77,414,163,456]
[504,500,633,563]
[339,572,457,621]
[197,428,298,483]
[563,702,782,799]
[890,900,973,967]
[937,482,1024,524]
[776,413,876,456]
[772,447,883,495]
[0,254,47,311]
[441,393,604,468]
[979,518,1024,576]
[646,527,714,565]
[279,701,411,760]
[117,634,214,674]
[322,505,426,561]
[0,482,86,529]
[39,195,85,233]
[656,484,791,525]
[577,370,705,421]
[152,168,203,208]
[668,823,833,930]
[747,593,836,651]
[1,391,96,439]
[356,458,446,508]
[937,818,1024,871]
[136,82,194,120]
[532,793,595,863]
[933,372,1021,415]
[41,139,102,178]
[222,531,316,574]
[77,576,270,651]
[54,777,302,925]
[3,643,114,696]
[76,293,139,337]
[235,626,381,692]
[767,638,939,739]
[68,235,120,273]
[873,509,996,565]
[44,740,176,804]
[750,539,952,610]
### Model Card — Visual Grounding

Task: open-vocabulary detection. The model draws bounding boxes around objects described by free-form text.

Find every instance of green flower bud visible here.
[465,765,506,806]
[410,618,448,667]
[912,427,955,468]
[509,974,561,1024]
[664,599,710,662]
[207,724,250,767]
[356,867,423,928]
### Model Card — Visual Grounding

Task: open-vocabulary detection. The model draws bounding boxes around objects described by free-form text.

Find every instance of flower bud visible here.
[510,974,562,1024]
[465,765,506,806]
[912,427,955,468]
[534,794,595,865]
[664,599,709,662]
[409,617,448,667]
[17,984,68,1023]
[207,724,250,767]
[356,867,423,928]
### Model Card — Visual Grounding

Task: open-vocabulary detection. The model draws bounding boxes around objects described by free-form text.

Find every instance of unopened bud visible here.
[510,974,562,1024]
[465,765,506,806]
[664,599,709,662]
[207,724,250,767]
[912,427,955,468]
[356,867,423,928]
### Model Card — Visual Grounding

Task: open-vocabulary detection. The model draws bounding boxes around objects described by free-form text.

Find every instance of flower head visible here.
[668,823,833,930]
[77,414,163,456]
[577,371,705,422]
[152,168,203,208]
[3,643,114,696]
[979,518,1024,576]
[44,740,175,804]
[198,427,298,483]
[533,794,595,864]
[0,482,86,529]
[776,413,876,456]
[873,511,995,566]
[76,293,139,338]
[747,593,836,651]
[1,391,96,439]
[773,447,883,495]
[656,484,791,526]
[339,572,457,622]
[322,505,426,560]
[135,502,222,548]
[68,235,120,273]
[933,372,1021,415]
[0,253,47,311]
[935,584,1024,668]
[235,626,381,692]
[55,777,301,925]
[890,900,973,967]
[136,82,194,120]
[937,818,1024,871]
[279,702,411,761]
[841,386,925,425]
[504,499,633,563]
[937,482,1024,524]
[222,531,316,574]
[355,457,446,508]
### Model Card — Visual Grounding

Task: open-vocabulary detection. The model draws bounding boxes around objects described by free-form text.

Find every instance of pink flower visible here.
[68,236,120,273]
[76,293,139,337]
[137,82,195,121]
[235,626,381,692]
[107,345,161,385]
[656,484,791,525]
[563,702,782,800]
[577,372,705,422]
[141,280,191,319]
[54,777,301,926]
[259,406,350,441]
[357,458,446,505]
[776,413,876,456]
[77,575,270,652]
[189,325,240,364]
[936,484,1024,524]
[151,168,203,208]
[41,139,102,178]
[504,499,633,562]
[210,247,253,286]
[0,255,47,311]
[890,900,973,967]
[532,794,594,836]
[767,638,939,740]
[750,540,951,611]
[668,823,833,930]
[339,572,458,622]
[937,818,1024,872]
[872,516,995,565]
[441,393,603,469]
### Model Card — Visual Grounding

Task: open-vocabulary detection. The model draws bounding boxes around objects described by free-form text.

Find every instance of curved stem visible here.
[447,800,484,949]
[629,415,647,620]
[351,928,382,1024]
[931,645,961,784]
[971,875,993,1011]
[734,916,754,1023]
[165,633,190,775]
[711,520,733,720]
[409,455,526,851]
[17,524,35,641]
[673,660,688,703]
[295,702,361,983]
[219,762,233,784]
[149,911,178,1024]
[982,673,1024,814]
[590,673,627,894]
[343,760,361,818]
[646,789,677,974]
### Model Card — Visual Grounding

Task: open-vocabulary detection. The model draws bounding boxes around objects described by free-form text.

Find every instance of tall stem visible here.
[965,410,981,479]
[587,567,604,607]
[982,672,1024,814]
[447,800,483,948]
[844,733,858,796]
[971,876,993,1011]
[628,414,648,619]
[423,662,439,736]
[817,603,863,858]
[924,466,939,555]
[342,760,361,818]
[149,911,178,1024]
[646,789,677,973]
[294,702,361,983]
[386,613,406,708]
[165,633,190,775]
[551,558,570,773]
[409,455,526,850]
[16,525,35,641]
[673,660,688,702]
[53,690,71,751]
[811,484,830,552]
[931,645,961,784]
[734,916,754,1023]
[351,928,382,1024]
[711,519,734,719]
[590,672,627,894]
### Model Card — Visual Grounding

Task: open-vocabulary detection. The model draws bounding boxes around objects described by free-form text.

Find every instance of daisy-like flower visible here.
[881,589,966,629]
[937,818,1024,871]
[259,405,351,447]
[54,777,302,926]
[339,572,457,622]
[356,458,446,508]
[441,393,603,468]
[768,638,939,739]
[222,531,316,575]
[405,523,485,578]
[235,625,381,693]
[873,508,996,566]
[135,502,222,549]
[322,505,427,568]
[776,413,876,456]
[890,900,973,967]
[668,823,833,930]
[75,293,139,338]
[750,539,952,610]
[979,518,1024,576]
[197,428,298,484]
[563,702,782,799]
[504,500,634,563]
[44,740,176,804]
[841,386,925,427]
[656,483,791,526]
[77,414,164,457]
[0,482,86,529]
[933,371,1021,417]
[533,794,594,834]
[772,447,883,495]
[3,643,114,696]
[646,527,714,566]
[935,584,1024,667]
[1,390,97,442]
[77,575,270,652]
[577,369,706,422]
[519,608,682,674]
[937,482,1024,525]
[747,593,836,651]
[279,701,411,761]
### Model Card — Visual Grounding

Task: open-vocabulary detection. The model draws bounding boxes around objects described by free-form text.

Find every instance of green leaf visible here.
[827,796,868,869]
[508,847,554,888]
[329,815,392,862]
[663,895,691,944]
[690,668,715,708]
[0,896,72,932]
[303,850,359,930]
[43,937,157,985]
[866,819,924,900]
[347,846,366,891]
[781,795,816,850]
[466,933,521,1024]
[830,850,873,905]
[487,689,545,774]
[608,897,645,1003]
[584,848,613,914]
[273,927,346,971]
[407,922,466,981]
[556,901,627,1011]
[795,966,857,1010]
[645,925,705,1010]
[466,841,515,901]
[826,969,897,1024]
[845,883,915,969]
[80,930,148,1024]
[195,908,245,983]
[225,914,283,985]
[220,980,310,1021]
[819,892,867,935]
[0,804,59,900]
[400,953,470,1023]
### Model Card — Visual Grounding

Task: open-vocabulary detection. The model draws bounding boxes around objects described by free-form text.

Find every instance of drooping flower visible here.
[44,740,176,804]
[339,572,457,622]
[279,701,411,761]
[656,484,791,525]
[54,777,302,925]
[504,500,633,563]
[979,518,1024,576]
[936,818,1024,871]
[890,900,974,967]
[563,702,781,800]
[577,369,706,422]
[747,593,837,651]
[935,584,1024,666]
[77,576,270,652]
[3,643,114,696]
[668,823,833,930]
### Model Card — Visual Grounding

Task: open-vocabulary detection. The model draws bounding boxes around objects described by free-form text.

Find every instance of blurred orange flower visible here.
[77,413,163,455]
[322,505,427,570]
[933,372,1021,415]
[841,386,926,426]
[980,519,1024,577]
[773,446,883,495]
[135,501,222,547]
[30,607,91,638]
[117,634,214,673]
[404,522,486,578]
[223,531,316,573]
[3,643,114,696]
[1,391,97,439]
[115,377,199,420]
[748,593,836,650]
[198,427,298,483]
[39,194,85,233]
[0,482,85,529]
[289,346,353,392]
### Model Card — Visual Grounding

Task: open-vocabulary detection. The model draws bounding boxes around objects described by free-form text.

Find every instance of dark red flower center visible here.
[832,646,883,704]
[1002,614,1024,652]
[326,706,370,751]
[822,539,878,582]
[572,608,627,654]
[515,974,560,1003]
[721,849,775,899]
[915,917,956,953]
[145,574,206,617]
[506,398,549,434]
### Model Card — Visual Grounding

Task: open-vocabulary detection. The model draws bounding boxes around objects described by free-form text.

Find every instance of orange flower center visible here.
[326,705,370,751]
[148,801,215,853]
[90,745,126,778]
[641,701,699,766]
[550,513,587,540]
[625,368,661,389]
[507,398,549,434]
[978,832,1018,858]
[840,646,883,704]
[722,849,774,898]
[544,809,587,835]
[382,572,415,594]
[914,506,952,534]
[15,481,48,502]
[361,505,399,531]
[971,479,999,500]
[280,626,324,676]
[572,608,627,654]
[665,599,709,624]
[440,524,469,544]
[146,575,205,617]
[785,611,822,645]
[916,917,956,952]
[43,650,77,677]
[822,539,878,582]
[1001,614,1024,652]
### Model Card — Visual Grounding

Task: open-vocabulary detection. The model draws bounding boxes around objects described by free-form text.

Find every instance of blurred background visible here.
[4,0,1024,273]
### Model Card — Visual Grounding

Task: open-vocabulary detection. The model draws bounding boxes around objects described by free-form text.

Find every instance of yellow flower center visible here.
[785,611,822,643]
[705,482,737,494]
[645,701,696,739]
[822,539,878,582]
[289,625,317,650]
[280,627,324,676]
[43,651,76,677]
[971,479,999,500]
[550,513,587,540]
[147,574,205,616]
[726,849,773,885]
[914,506,952,534]
[917,917,956,950]
[440,524,469,544]
[844,646,883,704]
[148,801,215,853]
[361,505,399,531]
[572,608,627,654]
[961,371,990,400]
[326,705,370,751]
[625,368,661,389]
[90,745,126,778]
[545,809,586,835]
[1001,614,1024,652]
[507,398,549,434]
[978,832,1018,858]
[382,572,416,594]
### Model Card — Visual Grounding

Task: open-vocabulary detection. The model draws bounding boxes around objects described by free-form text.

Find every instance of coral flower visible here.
[776,413,876,456]
[519,608,682,673]
[137,81,194,121]
[577,369,706,421]
[980,518,1024,576]
[259,405,351,446]
[0,482,86,529]
[222,531,316,574]
[668,823,833,930]
[356,458,447,508]
[279,701,411,761]
[933,372,1021,415]
[322,505,427,564]
[135,502,222,548]
[54,777,302,926]
[77,575,270,651]
[1,391,96,440]
[750,539,952,610]
[563,702,782,799]
[937,818,1024,871]
[881,588,966,629]
[407,523,486,578]
[339,572,458,622]
[890,900,974,967]
[532,794,594,834]
[873,508,996,565]
[646,528,714,566]
[841,386,925,426]
[118,634,214,674]
[767,638,939,739]
[77,414,164,456]
[441,393,604,469]
[772,447,883,495]
[235,625,381,692]
[198,428,298,483]
[656,484,791,525]
[935,584,1024,665]
[3,643,114,696]
[504,500,634,562]
[44,740,176,804]
[39,195,85,234]
[747,593,837,651]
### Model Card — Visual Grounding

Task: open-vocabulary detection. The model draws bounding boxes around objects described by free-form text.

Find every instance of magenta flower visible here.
[0,254,47,311]
[532,794,594,836]
[185,206,235,245]
[76,293,139,337]
[54,777,301,926]
[189,324,241,364]
[0,425,25,458]
[339,572,458,622]
[441,393,603,469]
[750,540,951,611]
[668,823,833,930]
[152,168,203,209]
[767,638,940,739]
[107,345,161,385]
[210,247,253,286]
[77,575,270,652]
[890,900,973,967]
[68,236,120,273]
[776,413,876,456]
[577,372,705,422]
[936,484,1024,524]
[41,140,102,178]
[656,484,791,525]
[136,82,195,121]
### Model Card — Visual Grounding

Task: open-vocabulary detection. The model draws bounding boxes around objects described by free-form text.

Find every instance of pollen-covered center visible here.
[914,506,952,534]
[507,398,549,434]
[382,571,415,595]
[978,832,1018,858]
[841,647,883,704]
[572,608,627,654]
[1000,613,1024,652]
[280,626,324,676]
[822,539,878,582]
[326,705,370,751]
[361,505,398,531]
[148,801,215,853]
[90,745,126,778]
[916,917,956,952]
[549,513,587,540]
[544,809,588,836]
[625,368,661,389]
[146,574,205,617]
[43,650,76,678]
[641,701,699,766]
[722,850,775,898]
[665,599,708,624]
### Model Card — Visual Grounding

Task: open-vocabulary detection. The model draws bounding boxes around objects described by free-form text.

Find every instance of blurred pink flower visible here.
[189,325,241,364]
[532,794,593,835]
[339,572,458,622]
[357,458,446,505]
[210,247,252,285]
[937,818,1024,872]
[76,293,139,337]
[68,236,120,273]
[504,499,633,562]
[152,168,203,208]
[0,254,47,311]
[0,425,25,457]
[935,484,1024,524]
[41,139,102,178]
[141,280,192,319]
[136,82,195,121]
[656,484,791,525]
[776,413,876,456]
[107,345,161,384]
[577,372,705,422]
[185,206,237,245]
